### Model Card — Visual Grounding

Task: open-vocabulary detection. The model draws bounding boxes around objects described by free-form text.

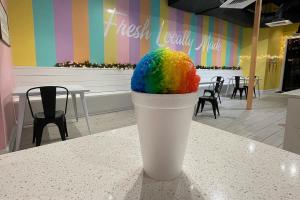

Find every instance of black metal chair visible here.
[205,76,224,104]
[195,90,220,119]
[231,76,247,99]
[26,86,69,146]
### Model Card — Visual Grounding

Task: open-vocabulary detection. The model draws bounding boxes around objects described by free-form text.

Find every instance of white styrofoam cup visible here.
[132,91,197,180]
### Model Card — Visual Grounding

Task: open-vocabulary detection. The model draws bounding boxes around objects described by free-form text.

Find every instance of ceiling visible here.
[168,0,300,27]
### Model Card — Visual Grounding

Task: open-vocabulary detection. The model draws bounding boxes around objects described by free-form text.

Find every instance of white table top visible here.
[13,85,89,96]
[283,89,300,99]
[199,81,217,85]
[0,122,300,200]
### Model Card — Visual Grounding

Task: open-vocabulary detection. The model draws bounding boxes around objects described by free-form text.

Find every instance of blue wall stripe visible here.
[190,14,197,63]
[32,0,56,66]
[206,16,214,66]
[225,23,233,66]
[150,0,160,50]
[88,0,104,63]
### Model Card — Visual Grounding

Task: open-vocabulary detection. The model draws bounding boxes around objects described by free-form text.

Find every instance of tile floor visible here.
[19,93,287,150]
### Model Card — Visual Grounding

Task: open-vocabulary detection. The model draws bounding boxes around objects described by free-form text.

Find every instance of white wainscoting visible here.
[13,67,242,92]
[13,67,242,125]
[14,67,132,93]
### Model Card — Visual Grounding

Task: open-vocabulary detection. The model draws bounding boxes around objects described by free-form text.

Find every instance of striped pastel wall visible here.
[8,0,244,67]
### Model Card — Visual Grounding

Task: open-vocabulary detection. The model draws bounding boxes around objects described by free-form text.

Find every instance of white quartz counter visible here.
[282,89,300,154]
[1,122,300,200]
[283,89,300,98]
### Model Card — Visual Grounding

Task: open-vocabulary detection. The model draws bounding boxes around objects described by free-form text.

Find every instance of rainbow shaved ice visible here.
[131,48,200,94]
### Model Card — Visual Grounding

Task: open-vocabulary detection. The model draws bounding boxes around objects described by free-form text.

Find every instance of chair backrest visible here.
[26,86,69,119]
[234,76,243,88]
[214,76,225,93]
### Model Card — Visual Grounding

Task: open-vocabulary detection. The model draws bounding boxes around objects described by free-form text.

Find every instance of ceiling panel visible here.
[168,0,300,27]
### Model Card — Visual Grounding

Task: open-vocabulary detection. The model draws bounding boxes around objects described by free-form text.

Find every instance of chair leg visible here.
[239,89,243,100]
[32,120,38,143]
[215,100,220,116]
[245,89,248,99]
[56,120,66,141]
[231,89,235,99]
[211,101,217,119]
[35,123,46,146]
[195,99,201,116]
[64,116,68,137]
[218,93,221,104]
[254,87,256,98]
[200,100,205,112]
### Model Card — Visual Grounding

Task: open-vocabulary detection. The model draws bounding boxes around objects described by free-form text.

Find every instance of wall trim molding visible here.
[0,125,16,154]
[7,125,17,152]
[259,88,280,95]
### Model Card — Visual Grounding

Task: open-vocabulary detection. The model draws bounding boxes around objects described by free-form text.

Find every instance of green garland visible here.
[55,61,136,69]
[55,61,241,70]
[195,65,241,70]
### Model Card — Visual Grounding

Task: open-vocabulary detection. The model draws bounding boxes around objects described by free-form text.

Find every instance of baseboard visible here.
[259,88,280,95]
[0,148,8,155]
[7,125,17,152]
[0,125,16,154]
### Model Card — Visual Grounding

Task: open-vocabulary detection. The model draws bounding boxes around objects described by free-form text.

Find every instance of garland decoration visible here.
[55,61,241,70]
[55,61,136,70]
[195,65,241,70]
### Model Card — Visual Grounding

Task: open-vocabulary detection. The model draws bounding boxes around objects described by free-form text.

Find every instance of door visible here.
[282,38,300,92]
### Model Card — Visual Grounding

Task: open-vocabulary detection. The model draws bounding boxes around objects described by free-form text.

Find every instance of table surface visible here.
[0,122,299,200]
[13,85,89,96]
[283,89,300,99]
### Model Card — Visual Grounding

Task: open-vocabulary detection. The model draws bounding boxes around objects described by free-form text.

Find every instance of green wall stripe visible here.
[88,0,104,63]
[150,0,160,50]
[32,0,56,66]
[225,23,233,66]
[206,16,214,66]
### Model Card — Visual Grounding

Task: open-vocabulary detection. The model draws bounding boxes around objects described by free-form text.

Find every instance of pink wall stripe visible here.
[168,8,177,50]
[195,16,203,65]
[117,0,129,63]
[175,10,184,51]
[54,0,73,62]
[129,0,140,64]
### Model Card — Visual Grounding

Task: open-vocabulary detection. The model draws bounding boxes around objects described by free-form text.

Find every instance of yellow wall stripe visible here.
[8,0,36,66]
[221,20,228,65]
[104,0,117,63]
[159,0,168,47]
[200,16,209,65]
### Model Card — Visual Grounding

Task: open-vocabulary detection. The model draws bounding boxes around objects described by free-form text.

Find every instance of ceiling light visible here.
[220,0,256,9]
[265,19,292,27]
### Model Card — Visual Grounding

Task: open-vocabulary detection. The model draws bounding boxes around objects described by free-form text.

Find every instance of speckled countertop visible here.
[283,89,300,98]
[1,122,300,200]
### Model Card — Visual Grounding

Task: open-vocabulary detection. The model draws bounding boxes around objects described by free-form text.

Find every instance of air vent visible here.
[265,19,292,27]
[220,0,256,9]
